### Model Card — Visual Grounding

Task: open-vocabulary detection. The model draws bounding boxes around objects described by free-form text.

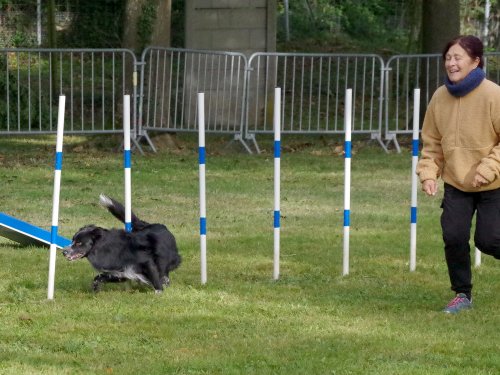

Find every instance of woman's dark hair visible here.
[442,35,484,68]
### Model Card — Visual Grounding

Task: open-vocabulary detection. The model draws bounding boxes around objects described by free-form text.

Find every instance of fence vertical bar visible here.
[273,87,281,280]
[47,95,66,300]
[343,88,352,276]
[123,95,132,232]
[198,93,207,285]
[410,88,420,272]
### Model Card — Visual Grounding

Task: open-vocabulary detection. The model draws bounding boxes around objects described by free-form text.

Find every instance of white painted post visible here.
[123,95,132,232]
[198,93,207,285]
[410,88,420,272]
[273,87,281,280]
[47,95,66,300]
[343,89,352,276]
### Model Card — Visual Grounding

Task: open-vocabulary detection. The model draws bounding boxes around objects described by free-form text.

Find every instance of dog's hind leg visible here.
[92,273,127,292]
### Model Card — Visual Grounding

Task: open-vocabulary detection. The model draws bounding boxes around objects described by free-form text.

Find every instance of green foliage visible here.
[277,0,416,53]
[9,31,37,48]
[137,0,159,50]
[0,1,38,48]
[60,0,125,48]
[0,55,52,131]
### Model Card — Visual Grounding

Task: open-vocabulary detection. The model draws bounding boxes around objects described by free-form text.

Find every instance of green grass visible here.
[0,134,499,375]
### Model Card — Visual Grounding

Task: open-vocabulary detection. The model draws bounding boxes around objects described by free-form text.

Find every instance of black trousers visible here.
[441,183,500,295]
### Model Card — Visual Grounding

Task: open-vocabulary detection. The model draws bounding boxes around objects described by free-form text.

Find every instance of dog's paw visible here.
[162,276,171,286]
[154,289,163,295]
[92,281,101,292]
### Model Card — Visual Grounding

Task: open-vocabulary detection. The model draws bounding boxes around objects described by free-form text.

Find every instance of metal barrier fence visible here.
[138,47,250,152]
[3,47,500,153]
[245,52,386,152]
[385,52,500,152]
[0,48,137,137]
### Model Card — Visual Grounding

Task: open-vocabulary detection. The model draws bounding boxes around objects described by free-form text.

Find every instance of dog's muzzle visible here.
[62,246,84,261]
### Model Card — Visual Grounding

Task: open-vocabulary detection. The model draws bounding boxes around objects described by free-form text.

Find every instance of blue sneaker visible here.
[443,293,472,314]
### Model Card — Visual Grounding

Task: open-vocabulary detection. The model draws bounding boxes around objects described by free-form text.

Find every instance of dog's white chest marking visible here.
[106,266,150,285]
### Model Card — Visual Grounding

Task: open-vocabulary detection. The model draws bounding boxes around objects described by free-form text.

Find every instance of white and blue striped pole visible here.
[410,88,420,272]
[123,95,132,232]
[273,87,281,280]
[343,88,352,276]
[47,95,66,300]
[198,93,207,285]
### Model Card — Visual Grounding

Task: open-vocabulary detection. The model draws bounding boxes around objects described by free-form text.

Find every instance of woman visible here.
[417,35,500,314]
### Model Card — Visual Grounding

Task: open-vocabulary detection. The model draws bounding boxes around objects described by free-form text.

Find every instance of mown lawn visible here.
[0,134,498,375]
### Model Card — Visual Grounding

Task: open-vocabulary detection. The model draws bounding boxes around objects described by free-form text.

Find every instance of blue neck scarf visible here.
[445,67,485,97]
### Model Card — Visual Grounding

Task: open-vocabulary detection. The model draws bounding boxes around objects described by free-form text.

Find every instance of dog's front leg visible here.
[92,273,126,292]
[143,261,164,293]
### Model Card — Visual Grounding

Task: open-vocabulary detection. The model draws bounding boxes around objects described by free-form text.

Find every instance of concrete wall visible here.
[185,0,276,56]
[183,1,276,131]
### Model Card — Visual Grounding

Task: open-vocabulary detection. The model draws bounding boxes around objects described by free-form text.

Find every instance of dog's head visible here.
[62,225,104,261]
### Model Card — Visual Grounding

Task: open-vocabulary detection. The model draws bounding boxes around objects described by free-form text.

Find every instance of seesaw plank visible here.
[0,212,71,248]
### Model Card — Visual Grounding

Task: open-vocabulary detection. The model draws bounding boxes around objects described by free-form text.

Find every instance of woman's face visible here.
[444,43,480,84]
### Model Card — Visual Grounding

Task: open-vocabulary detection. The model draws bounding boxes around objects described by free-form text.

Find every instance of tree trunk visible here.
[47,0,56,48]
[47,0,58,100]
[122,0,171,51]
[151,0,171,47]
[420,0,460,124]
[422,0,460,53]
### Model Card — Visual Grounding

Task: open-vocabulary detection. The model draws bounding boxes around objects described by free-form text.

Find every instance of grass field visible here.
[0,134,499,375]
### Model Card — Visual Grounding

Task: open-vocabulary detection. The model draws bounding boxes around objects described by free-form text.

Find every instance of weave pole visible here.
[410,88,420,272]
[123,95,132,232]
[273,87,281,280]
[198,93,207,285]
[343,88,352,276]
[47,95,66,300]
[475,247,481,267]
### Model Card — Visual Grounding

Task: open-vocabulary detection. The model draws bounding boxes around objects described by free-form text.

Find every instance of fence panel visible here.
[384,52,500,150]
[245,53,385,144]
[0,48,137,136]
[6,48,500,153]
[139,47,248,140]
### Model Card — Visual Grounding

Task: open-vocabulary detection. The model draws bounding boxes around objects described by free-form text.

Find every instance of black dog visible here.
[62,194,181,293]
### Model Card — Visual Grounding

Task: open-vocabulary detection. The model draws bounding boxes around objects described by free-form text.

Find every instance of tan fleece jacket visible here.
[417,79,500,192]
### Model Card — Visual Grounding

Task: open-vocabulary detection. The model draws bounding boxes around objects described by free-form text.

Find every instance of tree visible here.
[122,0,171,52]
[422,0,460,53]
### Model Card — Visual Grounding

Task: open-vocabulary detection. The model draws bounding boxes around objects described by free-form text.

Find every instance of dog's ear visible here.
[75,225,104,244]
[88,227,104,241]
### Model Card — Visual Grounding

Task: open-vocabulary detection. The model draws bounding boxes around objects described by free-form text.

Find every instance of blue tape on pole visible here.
[55,152,63,170]
[274,140,281,158]
[125,222,132,232]
[50,225,58,244]
[344,141,352,158]
[199,147,206,165]
[411,207,417,224]
[124,150,132,168]
[200,217,207,235]
[343,209,350,227]
[274,210,280,228]
[412,140,419,157]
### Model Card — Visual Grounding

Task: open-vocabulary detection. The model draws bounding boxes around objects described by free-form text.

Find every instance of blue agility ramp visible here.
[0,212,71,249]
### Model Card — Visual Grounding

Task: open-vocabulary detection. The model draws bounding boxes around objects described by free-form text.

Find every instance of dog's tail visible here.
[99,194,149,231]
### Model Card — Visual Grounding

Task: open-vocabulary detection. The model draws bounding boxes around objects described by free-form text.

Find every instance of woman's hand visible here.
[472,173,488,188]
[422,179,438,196]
